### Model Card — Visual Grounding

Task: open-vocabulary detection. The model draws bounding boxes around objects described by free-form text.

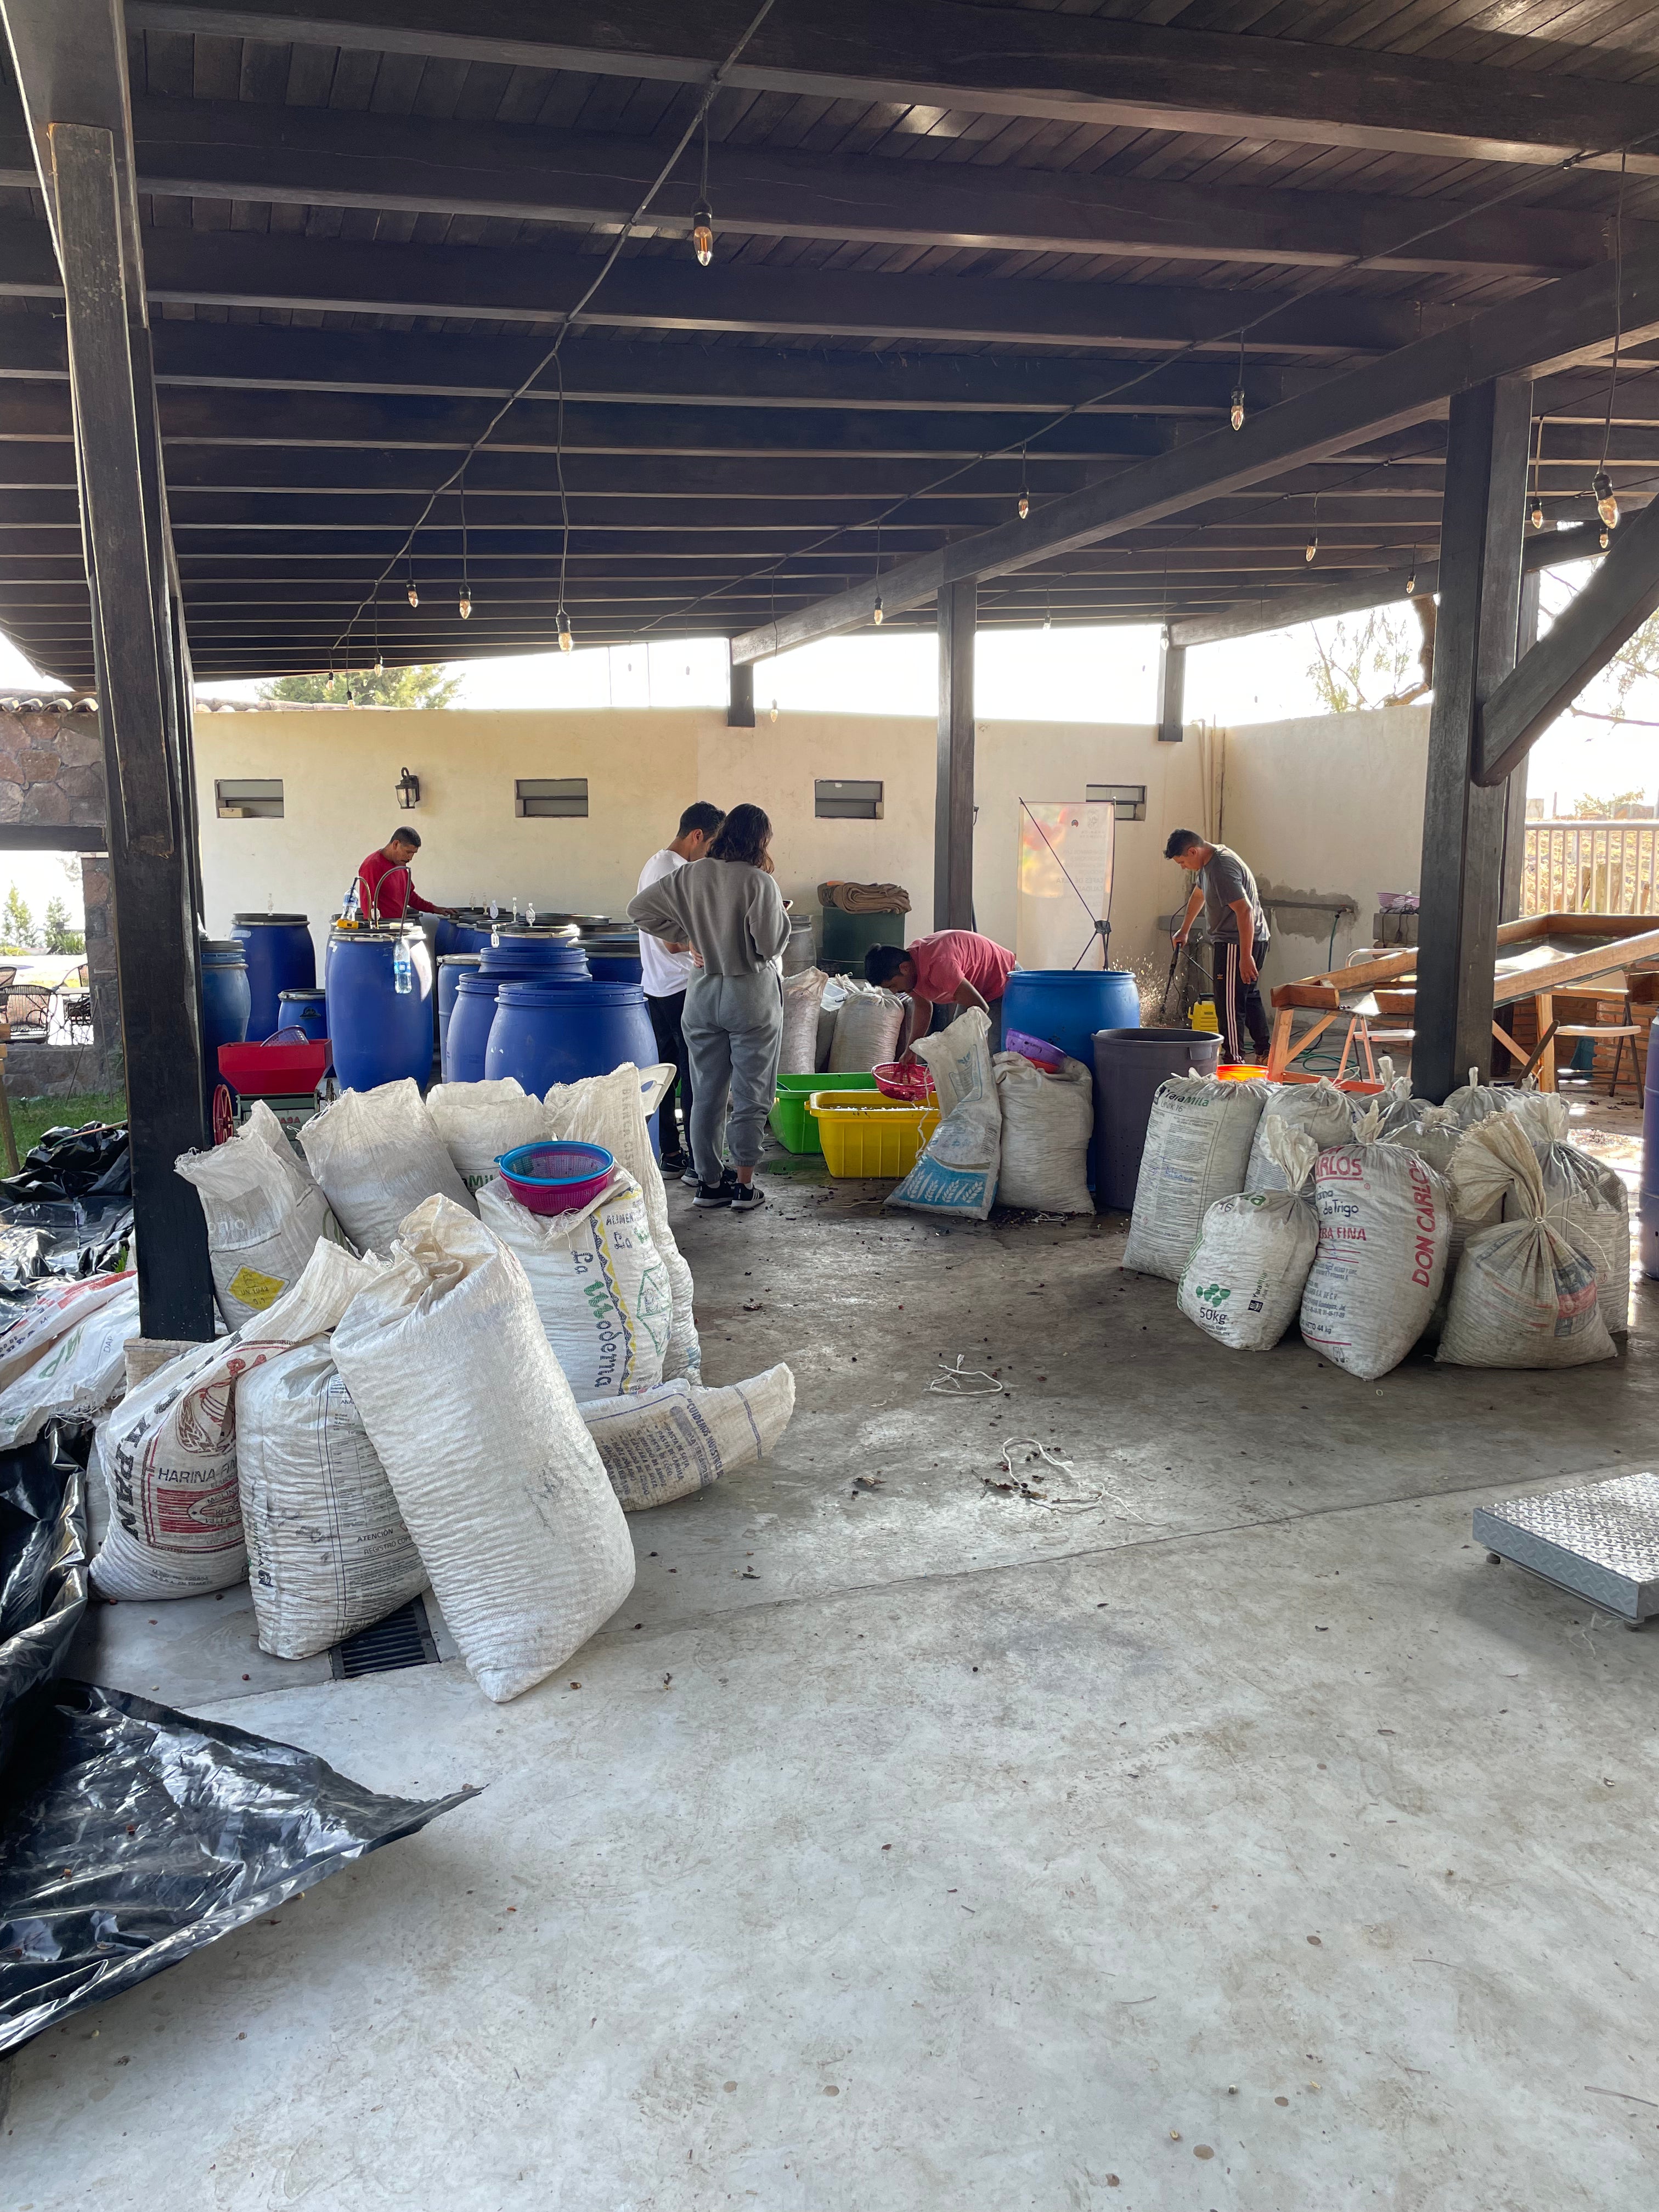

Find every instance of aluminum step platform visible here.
[1474,1471,1659,1628]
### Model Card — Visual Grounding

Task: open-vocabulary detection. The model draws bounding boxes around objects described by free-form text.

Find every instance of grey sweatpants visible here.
[682,968,785,1183]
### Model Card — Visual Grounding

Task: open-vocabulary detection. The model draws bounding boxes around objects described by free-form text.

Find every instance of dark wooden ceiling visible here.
[4,0,1659,684]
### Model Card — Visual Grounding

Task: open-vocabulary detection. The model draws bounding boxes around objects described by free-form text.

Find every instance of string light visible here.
[458,472,473,618]
[691,111,714,266]
[459,591,472,620]
[769,698,778,723]
[1404,552,1417,596]
[1529,413,1545,530]
[1594,150,1627,538]
[1017,447,1030,521]
[1593,469,1620,532]
[1305,532,1318,564]
[873,594,885,626]
[375,651,385,675]
[406,574,419,610]
[557,606,573,652]
[1601,524,1612,552]
[1531,498,1546,531]
[1229,335,1245,432]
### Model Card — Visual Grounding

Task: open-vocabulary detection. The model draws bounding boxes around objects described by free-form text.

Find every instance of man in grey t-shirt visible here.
[1165,828,1272,1061]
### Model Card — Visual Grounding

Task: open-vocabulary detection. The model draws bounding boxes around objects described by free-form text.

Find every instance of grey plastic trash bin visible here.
[1092,1027,1222,1211]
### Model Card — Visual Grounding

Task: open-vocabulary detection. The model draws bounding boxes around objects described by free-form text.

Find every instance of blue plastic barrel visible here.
[478,939,591,978]
[486,979,657,1096]
[326,926,435,1093]
[437,954,481,1068]
[444,964,573,1084]
[579,931,644,985]
[201,940,252,1089]
[230,912,316,1040]
[276,986,328,1046]
[1001,968,1141,1063]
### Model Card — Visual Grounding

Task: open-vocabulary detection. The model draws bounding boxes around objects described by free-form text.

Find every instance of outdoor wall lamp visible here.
[397,767,421,810]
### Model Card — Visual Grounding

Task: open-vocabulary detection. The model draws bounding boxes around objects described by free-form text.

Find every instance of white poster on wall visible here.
[1015,799,1115,972]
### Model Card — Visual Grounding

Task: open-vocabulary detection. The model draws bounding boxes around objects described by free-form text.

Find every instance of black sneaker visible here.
[693,1178,734,1208]
[660,1148,687,1176]
[730,1182,766,1214]
[681,1163,703,1187]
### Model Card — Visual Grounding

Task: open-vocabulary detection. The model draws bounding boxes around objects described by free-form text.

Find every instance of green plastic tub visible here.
[770,1070,878,1154]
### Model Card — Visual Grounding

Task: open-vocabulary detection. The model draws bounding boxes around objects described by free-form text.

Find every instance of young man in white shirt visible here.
[636,802,725,1173]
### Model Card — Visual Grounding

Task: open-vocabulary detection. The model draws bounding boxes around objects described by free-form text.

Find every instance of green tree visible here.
[43,895,83,953]
[1,885,37,952]
[1568,788,1649,820]
[1305,606,1421,713]
[258,664,462,709]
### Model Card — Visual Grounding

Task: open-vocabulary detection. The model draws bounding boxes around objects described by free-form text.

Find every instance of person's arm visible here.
[951,978,991,1016]
[628,877,691,940]
[744,872,792,963]
[1173,884,1204,944]
[1229,898,1260,981]
[357,853,386,918]
[405,884,444,916]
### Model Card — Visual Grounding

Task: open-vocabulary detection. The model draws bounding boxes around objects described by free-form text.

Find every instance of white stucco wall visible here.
[1218,704,1430,993]
[192,707,1203,972]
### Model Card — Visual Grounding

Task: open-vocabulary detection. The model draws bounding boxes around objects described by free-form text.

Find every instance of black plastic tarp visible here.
[0,1426,473,2054]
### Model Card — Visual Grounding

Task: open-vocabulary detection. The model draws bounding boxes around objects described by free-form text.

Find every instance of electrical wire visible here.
[329,0,779,667]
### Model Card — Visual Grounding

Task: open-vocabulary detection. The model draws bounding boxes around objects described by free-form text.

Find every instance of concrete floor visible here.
[5,1096,1658,2209]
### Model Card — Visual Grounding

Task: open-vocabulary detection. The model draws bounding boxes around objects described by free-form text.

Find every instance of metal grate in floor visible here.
[329,1594,440,1680]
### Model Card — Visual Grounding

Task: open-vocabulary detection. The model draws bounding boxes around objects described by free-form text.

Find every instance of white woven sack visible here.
[1382,1101,1502,1272]
[1456,1097,1630,1336]
[0,1276,139,1449]
[476,1169,671,1400]
[299,1078,475,1255]
[779,967,828,1077]
[1178,1123,1319,1352]
[830,980,905,1072]
[176,1099,342,1326]
[1440,1117,1613,1369]
[993,1050,1093,1214]
[330,1194,635,1703]
[1244,1078,1353,1193]
[582,1363,796,1510]
[1299,1104,1451,1379]
[816,976,848,1070]
[544,1062,701,1381]
[1122,1075,1268,1282]
[234,1243,425,1658]
[91,1242,368,1601]
[0,1271,132,1397]
[1441,1065,1512,1128]
[887,1009,1001,1221]
[426,1077,548,1193]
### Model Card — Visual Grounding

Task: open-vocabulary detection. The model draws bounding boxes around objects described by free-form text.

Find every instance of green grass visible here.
[5,1088,128,1164]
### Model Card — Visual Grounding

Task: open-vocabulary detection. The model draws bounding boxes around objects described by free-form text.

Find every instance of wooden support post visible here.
[1498,569,1541,928]
[726,652,755,729]
[49,120,214,1340]
[935,578,977,930]
[1155,630,1186,743]
[1413,376,1532,1103]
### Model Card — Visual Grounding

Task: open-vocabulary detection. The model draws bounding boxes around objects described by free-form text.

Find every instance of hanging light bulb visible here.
[1305,533,1318,565]
[1530,498,1545,531]
[769,698,778,723]
[1593,469,1620,530]
[872,594,884,626]
[375,652,384,675]
[458,589,472,620]
[407,579,419,610]
[1601,524,1611,551]
[557,606,573,652]
[691,200,714,267]
[1404,557,1417,597]
[1229,387,1246,433]
[1018,487,1030,521]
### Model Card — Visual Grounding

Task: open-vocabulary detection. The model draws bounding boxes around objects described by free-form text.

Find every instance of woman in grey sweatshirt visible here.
[627,802,791,1211]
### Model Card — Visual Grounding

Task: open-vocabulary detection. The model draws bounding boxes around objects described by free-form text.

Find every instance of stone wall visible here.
[0,707,106,834]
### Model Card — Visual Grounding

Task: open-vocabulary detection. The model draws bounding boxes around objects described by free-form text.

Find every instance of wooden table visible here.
[1266,912,1659,1090]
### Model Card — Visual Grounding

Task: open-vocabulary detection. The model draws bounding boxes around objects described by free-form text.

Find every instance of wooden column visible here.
[1155,631,1186,743]
[1498,569,1541,926]
[727,652,756,728]
[935,578,977,930]
[50,120,214,1339]
[1413,376,1532,1102]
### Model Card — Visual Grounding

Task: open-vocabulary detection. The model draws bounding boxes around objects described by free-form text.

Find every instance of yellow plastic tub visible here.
[806,1091,940,1178]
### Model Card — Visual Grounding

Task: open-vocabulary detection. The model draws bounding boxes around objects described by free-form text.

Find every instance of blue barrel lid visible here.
[1008,967,1136,985]
[437,952,482,969]
[233,911,309,926]
[455,970,508,997]
[496,979,642,1007]
[201,939,247,964]
[278,985,326,1001]
[328,922,423,943]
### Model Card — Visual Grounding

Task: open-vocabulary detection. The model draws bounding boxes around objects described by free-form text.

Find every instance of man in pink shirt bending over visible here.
[865,929,1017,1054]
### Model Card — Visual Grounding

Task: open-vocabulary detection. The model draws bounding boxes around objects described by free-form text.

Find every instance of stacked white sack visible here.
[1499,1091,1631,1335]
[234,1242,425,1658]
[829,980,905,1073]
[330,1194,635,1703]
[1243,1078,1352,1193]
[993,1049,1094,1214]
[477,1170,672,1400]
[176,1099,343,1326]
[545,1062,700,1381]
[1178,1122,1320,1351]
[1123,1075,1268,1280]
[1440,1115,1614,1368]
[426,1077,548,1193]
[300,1079,475,1255]
[1299,1103,1451,1380]
[780,968,828,1077]
[887,1009,1001,1222]
[0,1273,138,1449]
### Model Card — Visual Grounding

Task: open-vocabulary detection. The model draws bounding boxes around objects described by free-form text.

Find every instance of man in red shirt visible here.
[356,828,454,922]
[865,929,1017,1052]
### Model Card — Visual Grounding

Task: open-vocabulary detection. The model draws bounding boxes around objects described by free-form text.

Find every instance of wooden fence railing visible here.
[1522,821,1659,916]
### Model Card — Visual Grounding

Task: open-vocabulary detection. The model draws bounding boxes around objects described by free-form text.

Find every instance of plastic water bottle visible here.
[392,934,413,997]
[526,901,537,927]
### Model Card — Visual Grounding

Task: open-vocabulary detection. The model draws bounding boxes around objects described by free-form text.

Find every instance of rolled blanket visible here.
[817,879,912,915]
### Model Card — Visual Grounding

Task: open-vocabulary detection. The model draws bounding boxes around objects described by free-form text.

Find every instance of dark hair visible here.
[678,801,726,838]
[389,826,422,849]
[864,944,911,986]
[706,802,772,867]
[1163,828,1204,862]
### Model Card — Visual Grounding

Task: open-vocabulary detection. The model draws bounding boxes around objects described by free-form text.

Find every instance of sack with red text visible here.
[1299,1103,1451,1379]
